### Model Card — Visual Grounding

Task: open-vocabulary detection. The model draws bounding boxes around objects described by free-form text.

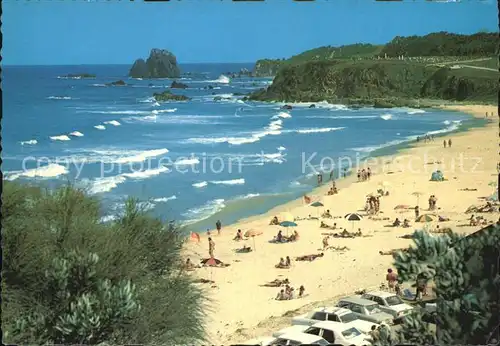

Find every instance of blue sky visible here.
[3,0,498,65]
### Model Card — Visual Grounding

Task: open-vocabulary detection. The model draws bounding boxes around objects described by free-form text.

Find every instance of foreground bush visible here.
[2,182,208,344]
[393,228,500,345]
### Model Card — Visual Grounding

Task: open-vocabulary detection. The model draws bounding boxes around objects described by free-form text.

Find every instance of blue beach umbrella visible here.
[310,201,324,207]
[280,221,298,228]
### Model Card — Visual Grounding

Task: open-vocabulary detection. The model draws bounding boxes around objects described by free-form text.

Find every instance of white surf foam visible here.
[152,102,160,107]
[241,193,260,199]
[277,111,292,119]
[182,198,226,223]
[94,125,106,130]
[193,181,208,188]
[140,97,156,103]
[89,110,150,115]
[122,166,171,179]
[443,120,451,125]
[20,139,38,145]
[103,120,121,126]
[406,108,426,115]
[91,84,106,87]
[5,163,68,181]
[174,158,200,166]
[88,175,127,194]
[281,101,349,110]
[69,131,84,137]
[277,146,286,151]
[210,178,245,185]
[153,195,177,203]
[50,135,71,141]
[295,127,345,134]
[47,96,73,100]
[213,75,231,84]
[114,148,169,164]
[380,113,393,120]
[305,115,377,119]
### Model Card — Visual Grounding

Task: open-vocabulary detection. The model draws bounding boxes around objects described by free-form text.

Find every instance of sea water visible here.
[2,63,479,231]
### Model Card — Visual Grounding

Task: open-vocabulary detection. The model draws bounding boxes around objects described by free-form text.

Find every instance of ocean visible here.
[2,63,483,231]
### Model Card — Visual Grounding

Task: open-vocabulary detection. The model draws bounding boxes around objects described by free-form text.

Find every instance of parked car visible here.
[361,291,414,318]
[292,306,376,333]
[302,321,372,346]
[241,332,330,346]
[336,296,394,325]
[271,331,331,346]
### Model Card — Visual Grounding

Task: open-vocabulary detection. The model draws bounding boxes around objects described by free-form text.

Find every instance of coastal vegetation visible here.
[2,182,207,345]
[250,32,498,106]
[393,227,499,345]
[153,90,191,102]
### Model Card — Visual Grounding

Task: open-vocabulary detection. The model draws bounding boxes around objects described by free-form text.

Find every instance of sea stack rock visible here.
[129,49,181,78]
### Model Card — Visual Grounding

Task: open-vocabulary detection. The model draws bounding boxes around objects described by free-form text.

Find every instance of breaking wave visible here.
[103,120,121,126]
[193,181,208,188]
[50,135,71,141]
[5,163,68,181]
[294,127,345,134]
[69,131,84,137]
[94,125,106,130]
[20,139,38,145]
[210,178,245,185]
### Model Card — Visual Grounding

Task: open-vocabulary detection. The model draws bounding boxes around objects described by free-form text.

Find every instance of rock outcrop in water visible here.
[62,73,96,79]
[153,90,190,102]
[129,49,181,78]
[170,81,188,89]
[106,80,126,86]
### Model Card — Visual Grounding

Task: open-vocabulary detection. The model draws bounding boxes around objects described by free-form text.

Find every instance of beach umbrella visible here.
[416,214,436,223]
[394,205,410,213]
[279,221,298,237]
[201,257,223,267]
[345,212,363,231]
[309,201,324,218]
[280,212,294,222]
[244,229,263,237]
[412,191,424,206]
[244,230,262,251]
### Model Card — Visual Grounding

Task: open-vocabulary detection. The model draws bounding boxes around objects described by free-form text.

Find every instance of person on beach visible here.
[234,229,243,241]
[357,170,361,181]
[414,206,420,220]
[206,229,211,236]
[367,167,371,180]
[276,289,287,300]
[448,139,452,147]
[322,209,332,218]
[317,173,323,185]
[184,258,195,270]
[369,325,380,343]
[299,285,305,297]
[285,256,291,267]
[322,235,329,250]
[342,168,347,178]
[276,257,286,268]
[276,230,283,242]
[392,218,401,227]
[443,140,447,148]
[386,268,398,292]
[329,170,334,181]
[270,216,279,225]
[208,237,215,258]
[216,220,222,235]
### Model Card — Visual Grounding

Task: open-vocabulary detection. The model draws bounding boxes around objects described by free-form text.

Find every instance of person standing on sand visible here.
[443,140,447,148]
[386,268,398,291]
[448,139,452,148]
[208,237,215,258]
[329,170,334,181]
[216,220,222,235]
[415,206,420,220]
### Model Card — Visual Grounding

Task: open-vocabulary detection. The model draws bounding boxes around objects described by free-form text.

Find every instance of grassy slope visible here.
[250,32,499,105]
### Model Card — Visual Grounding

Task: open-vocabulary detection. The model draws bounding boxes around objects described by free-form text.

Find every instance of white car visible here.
[276,321,371,346]
[361,291,414,318]
[270,331,331,346]
[292,306,376,333]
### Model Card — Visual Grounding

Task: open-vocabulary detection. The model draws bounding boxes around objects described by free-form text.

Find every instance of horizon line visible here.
[2,62,257,67]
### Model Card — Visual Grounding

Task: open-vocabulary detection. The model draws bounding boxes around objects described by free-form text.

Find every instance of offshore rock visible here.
[129,49,181,78]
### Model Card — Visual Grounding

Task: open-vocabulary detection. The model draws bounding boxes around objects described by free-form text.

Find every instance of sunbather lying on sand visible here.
[402,219,411,228]
[182,258,201,270]
[194,278,215,284]
[459,188,478,191]
[327,246,350,251]
[295,253,324,261]
[379,248,409,256]
[295,214,319,221]
[438,216,450,222]
[262,278,290,287]
[236,245,252,253]
[332,229,362,238]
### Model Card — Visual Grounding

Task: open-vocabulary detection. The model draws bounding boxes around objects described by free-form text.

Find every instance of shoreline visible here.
[187,103,491,232]
[183,103,498,345]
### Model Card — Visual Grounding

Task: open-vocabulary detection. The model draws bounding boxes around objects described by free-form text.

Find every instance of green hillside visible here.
[249,31,498,105]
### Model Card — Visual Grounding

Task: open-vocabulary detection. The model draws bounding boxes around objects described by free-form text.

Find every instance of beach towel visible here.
[403,288,415,300]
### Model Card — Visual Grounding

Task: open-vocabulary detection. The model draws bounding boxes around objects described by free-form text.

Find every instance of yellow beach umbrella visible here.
[280,212,294,222]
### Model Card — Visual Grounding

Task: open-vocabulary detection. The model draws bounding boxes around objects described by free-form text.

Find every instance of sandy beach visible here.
[183,104,499,345]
